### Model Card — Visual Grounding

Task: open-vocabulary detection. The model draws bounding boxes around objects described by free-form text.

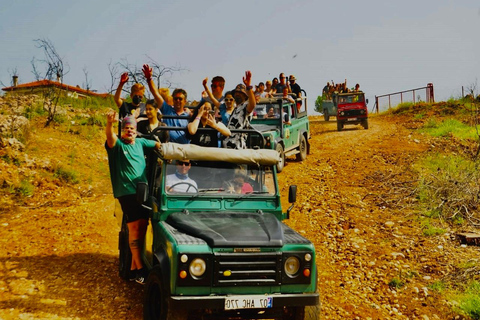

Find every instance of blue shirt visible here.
[160,101,190,144]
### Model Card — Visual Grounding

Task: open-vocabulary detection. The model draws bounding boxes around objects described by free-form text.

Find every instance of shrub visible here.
[414,154,479,225]
[53,165,79,184]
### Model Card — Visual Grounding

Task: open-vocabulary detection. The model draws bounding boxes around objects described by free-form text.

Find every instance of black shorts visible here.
[117,194,149,223]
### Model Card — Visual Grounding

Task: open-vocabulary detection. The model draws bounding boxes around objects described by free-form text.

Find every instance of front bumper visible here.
[169,292,319,310]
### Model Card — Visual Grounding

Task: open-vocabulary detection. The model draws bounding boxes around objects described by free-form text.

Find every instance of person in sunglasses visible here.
[114,72,146,135]
[223,71,257,149]
[142,64,190,144]
[165,160,198,193]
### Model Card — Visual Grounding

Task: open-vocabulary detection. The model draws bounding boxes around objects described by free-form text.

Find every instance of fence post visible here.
[427,83,434,103]
[375,96,379,113]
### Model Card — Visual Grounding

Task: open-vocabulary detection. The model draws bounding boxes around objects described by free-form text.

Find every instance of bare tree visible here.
[106,59,120,94]
[465,81,480,161]
[145,55,187,89]
[115,56,188,98]
[31,57,41,81]
[82,66,92,91]
[33,38,70,126]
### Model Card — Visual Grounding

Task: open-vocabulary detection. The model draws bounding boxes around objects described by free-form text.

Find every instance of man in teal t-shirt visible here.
[105,112,160,284]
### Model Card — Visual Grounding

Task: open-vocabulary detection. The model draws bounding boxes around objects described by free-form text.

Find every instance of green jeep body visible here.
[250,93,311,173]
[117,143,319,320]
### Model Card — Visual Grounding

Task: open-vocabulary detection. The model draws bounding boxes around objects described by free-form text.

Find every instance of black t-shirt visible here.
[187,121,219,148]
[290,83,302,98]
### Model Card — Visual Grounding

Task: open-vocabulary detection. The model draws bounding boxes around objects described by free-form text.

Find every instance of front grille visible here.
[343,109,365,117]
[213,252,282,286]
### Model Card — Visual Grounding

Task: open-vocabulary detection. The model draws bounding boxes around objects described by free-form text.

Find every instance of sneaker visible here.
[129,269,137,282]
[135,268,148,285]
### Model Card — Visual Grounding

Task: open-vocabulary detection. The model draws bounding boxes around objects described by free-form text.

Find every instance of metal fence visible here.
[374,83,434,113]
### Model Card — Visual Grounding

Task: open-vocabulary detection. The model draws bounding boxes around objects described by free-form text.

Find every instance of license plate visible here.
[225,295,273,310]
[347,118,357,121]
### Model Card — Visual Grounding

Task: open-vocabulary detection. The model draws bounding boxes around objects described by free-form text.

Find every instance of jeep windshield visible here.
[337,93,365,104]
[164,160,276,196]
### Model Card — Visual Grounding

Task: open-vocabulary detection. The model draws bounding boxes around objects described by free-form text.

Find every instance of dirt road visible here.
[0,115,476,319]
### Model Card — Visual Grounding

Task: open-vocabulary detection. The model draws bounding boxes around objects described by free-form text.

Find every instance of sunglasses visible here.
[225,98,234,102]
[211,84,223,88]
[173,97,184,101]
[177,161,191,166]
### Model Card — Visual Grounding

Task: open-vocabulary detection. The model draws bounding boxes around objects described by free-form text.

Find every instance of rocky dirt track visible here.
[0,115,478,319]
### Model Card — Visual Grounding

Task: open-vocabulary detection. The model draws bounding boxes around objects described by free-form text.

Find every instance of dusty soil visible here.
[0,108,479,319]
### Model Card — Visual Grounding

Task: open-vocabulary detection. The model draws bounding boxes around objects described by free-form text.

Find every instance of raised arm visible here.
[114,73,129,108]
[206,113,231,137]
[202,77,221,109]
[187,105,205,135]
[142,64,165,107]
[243,71,256,114]
[106,111,118,148]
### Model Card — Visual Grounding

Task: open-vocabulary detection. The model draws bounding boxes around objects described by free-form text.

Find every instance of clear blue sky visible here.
[1,0,479,113]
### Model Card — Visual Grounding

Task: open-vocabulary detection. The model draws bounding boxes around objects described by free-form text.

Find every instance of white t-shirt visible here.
[165,173,198,193]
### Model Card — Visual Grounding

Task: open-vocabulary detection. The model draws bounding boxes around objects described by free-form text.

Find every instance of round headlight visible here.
[284,256,300,277]
[189,258,206,278]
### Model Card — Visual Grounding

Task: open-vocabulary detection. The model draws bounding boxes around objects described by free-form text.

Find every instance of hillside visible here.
[0,95,479,319]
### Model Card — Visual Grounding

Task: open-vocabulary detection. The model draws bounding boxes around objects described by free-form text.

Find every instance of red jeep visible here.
[335,92,368,131]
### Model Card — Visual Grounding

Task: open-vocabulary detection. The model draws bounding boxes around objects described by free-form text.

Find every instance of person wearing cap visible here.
[105,111,161,284]
[142,64,191,144]
[114,72,147,135]
[289,75,302,100]
[222,71,257,149]
[289,75,303,109]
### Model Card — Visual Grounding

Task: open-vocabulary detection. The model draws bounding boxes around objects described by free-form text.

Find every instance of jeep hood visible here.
[166,211,284,247]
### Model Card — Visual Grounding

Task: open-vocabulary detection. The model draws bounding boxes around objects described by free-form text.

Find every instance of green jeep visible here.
[116,142,320,320]
[250,92,311,173]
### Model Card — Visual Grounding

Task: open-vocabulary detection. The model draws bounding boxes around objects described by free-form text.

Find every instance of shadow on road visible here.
[0,253,143,319]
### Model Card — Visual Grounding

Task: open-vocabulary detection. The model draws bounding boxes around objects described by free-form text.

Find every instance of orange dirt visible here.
[0,113,478,319]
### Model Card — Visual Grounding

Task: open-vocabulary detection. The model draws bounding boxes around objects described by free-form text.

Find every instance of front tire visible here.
[337,121,343,131]
[362,118,369,129]
[296,135,307,161]
[118,216,132,280]
[276,143,285,173]
[323,110,329,121]
[144,266,188,320]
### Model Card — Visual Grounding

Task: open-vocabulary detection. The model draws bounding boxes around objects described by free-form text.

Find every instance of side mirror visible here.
[366,98,369,104]
[286,185,297,219]
[136,182,149,204]
[288,185,297,203]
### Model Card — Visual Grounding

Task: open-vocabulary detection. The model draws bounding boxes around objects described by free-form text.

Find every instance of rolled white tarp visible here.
[158,143,279,166]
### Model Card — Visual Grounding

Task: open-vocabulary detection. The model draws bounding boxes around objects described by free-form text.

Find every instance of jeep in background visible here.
[335,92,369,131]
[321,99,336,122]
[116,142,320,320]
[250,91,311,173]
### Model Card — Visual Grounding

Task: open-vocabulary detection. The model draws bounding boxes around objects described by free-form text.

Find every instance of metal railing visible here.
[374,83,434,113]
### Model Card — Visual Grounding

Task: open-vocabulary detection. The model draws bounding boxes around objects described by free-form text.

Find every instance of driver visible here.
[165,160,198,193]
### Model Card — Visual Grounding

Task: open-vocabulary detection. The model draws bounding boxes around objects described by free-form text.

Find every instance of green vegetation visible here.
[53,164,79,184]
[452,281,480,319]
[388,277,405,289]
[422,118,478,139]
[314,95,324,113]
[429,281,447,293]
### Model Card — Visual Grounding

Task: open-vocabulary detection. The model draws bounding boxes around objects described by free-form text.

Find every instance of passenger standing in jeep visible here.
[222,71,256,149]
[105,112,161,284]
